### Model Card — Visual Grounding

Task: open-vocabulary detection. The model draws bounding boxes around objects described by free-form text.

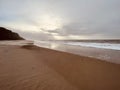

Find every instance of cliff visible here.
[0,27,24,40]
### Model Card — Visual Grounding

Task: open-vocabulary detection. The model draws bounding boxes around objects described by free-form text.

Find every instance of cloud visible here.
[0,0,120,40]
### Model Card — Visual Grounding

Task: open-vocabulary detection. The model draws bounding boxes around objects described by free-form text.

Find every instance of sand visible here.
[0,45,120,90]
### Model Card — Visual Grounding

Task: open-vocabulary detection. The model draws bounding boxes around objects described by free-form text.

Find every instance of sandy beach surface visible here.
[0,44,120,90]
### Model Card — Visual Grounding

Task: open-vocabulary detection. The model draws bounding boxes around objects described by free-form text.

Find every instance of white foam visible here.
[65,42,120,50]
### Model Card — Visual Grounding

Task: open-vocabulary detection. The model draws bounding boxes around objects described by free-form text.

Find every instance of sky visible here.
[0,0,120,40]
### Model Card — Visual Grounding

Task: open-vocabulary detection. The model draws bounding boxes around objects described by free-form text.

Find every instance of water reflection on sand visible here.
[35,41,120,64]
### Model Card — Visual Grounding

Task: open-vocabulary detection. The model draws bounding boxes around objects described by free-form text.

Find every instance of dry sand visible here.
[0,45,120,90]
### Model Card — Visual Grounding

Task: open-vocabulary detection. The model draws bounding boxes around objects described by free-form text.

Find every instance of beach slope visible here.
[0,45,120,90]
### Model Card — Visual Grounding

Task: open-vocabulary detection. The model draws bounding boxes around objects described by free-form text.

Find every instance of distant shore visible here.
[0,44,120,90]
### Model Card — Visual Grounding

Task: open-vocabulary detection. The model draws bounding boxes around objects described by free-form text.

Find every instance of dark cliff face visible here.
[0,27,24,40]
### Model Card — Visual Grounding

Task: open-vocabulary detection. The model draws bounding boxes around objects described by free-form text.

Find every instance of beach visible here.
[0,44,120,90]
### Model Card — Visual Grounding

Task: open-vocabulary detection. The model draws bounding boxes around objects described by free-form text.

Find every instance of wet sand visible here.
[35,41,120,64]
[0,45,120,90]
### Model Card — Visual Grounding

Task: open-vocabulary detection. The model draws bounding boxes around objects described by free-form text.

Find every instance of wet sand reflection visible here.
[35,41,120,64]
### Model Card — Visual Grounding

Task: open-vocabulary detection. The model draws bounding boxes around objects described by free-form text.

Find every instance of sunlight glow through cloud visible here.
[39,14,63,30]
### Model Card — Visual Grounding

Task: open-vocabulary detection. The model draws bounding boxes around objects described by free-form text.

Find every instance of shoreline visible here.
[0,40,120,64]
[34,40,120,64]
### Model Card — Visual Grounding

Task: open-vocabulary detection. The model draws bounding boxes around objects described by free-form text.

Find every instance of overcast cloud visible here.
[0,0,120,40]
